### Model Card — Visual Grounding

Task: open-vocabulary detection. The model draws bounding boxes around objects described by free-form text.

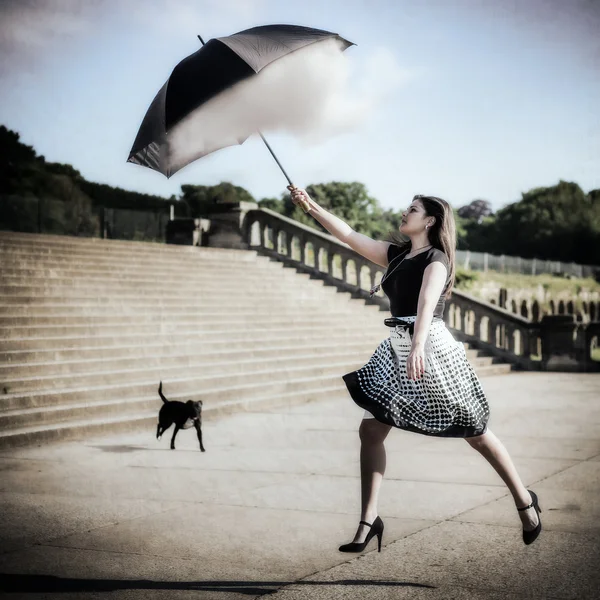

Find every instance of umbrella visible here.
[127,24,354,211]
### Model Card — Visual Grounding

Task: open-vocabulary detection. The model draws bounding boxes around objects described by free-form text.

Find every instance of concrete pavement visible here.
[0,371,599,599]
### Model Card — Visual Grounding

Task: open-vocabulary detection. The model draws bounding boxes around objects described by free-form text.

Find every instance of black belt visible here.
[384,317,442,336]
[384,317,416,336]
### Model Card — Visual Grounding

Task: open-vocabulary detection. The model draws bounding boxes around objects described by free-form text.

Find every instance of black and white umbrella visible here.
[127,24,354,199]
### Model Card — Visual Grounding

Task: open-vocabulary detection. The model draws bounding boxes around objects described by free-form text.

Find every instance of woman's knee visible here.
[465,431,488,450]
[359,419,391,445]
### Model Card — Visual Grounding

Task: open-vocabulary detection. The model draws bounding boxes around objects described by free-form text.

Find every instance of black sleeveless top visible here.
[381,244,451,319]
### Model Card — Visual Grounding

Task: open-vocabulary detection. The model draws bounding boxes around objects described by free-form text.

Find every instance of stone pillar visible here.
[203,201,259,249]
[540,314,584,371]
[498,288,508,309]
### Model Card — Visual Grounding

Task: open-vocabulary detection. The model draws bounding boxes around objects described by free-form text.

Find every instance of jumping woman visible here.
[288,186,542,553]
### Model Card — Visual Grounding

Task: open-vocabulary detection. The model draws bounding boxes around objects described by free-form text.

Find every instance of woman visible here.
[288,186,542,552]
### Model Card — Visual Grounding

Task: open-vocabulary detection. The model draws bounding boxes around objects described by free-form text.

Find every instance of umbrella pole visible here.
[196,34,310,213]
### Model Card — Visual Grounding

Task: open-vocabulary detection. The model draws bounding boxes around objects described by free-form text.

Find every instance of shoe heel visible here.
[377,532,382,552]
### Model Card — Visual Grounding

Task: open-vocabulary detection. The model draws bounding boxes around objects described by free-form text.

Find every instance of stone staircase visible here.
[0,231,512,448]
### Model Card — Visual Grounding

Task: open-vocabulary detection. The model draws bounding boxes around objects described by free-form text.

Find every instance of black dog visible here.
[156,381,205,451]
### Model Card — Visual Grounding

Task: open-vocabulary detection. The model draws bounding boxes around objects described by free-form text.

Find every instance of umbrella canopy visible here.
[127,24,354,178]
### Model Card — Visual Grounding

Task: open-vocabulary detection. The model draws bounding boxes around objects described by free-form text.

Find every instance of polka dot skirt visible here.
[342,316,490,437]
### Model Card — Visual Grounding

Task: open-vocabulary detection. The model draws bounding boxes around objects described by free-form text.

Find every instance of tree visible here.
[462,181,600,264]
[457,199,493,223]
[280,181,389,239]
[179,182,255,215]
[258,196,285,214]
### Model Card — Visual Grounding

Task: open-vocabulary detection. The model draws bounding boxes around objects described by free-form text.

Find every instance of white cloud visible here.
[0,0,101,75]
[0,0,269,78]
[3,2,86,44]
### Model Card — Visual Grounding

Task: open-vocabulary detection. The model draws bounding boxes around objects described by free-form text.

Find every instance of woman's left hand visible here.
[406,345,426,380]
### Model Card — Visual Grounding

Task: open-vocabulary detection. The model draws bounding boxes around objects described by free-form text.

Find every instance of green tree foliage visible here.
[457,199,493,223]
[257,196,285,214]
[80,180,171,211]
[2,124,599,264]
[180,182,256,215]
[258,181,393,239]
[461,181,600,264]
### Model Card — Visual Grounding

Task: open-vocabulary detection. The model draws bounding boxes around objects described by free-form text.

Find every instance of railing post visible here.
[540,315,582,371]
[259,223,266,249]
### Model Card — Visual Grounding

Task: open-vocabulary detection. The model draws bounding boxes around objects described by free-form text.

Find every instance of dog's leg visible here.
[170,425,181,450]
[156,423,162,439]
[193,420,206,452]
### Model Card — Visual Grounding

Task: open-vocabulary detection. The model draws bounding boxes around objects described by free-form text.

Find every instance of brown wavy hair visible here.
[387,194,456,299]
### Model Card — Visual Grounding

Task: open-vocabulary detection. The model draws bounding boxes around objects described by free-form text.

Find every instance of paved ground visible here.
[0,371,599,600]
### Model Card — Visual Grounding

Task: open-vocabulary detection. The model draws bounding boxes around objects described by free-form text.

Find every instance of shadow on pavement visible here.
[0,574,436,595]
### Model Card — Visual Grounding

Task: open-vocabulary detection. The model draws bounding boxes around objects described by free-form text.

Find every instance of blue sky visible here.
[1,0,598,212]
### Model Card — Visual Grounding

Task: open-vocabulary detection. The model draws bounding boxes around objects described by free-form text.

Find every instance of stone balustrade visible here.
[171,202,599,372]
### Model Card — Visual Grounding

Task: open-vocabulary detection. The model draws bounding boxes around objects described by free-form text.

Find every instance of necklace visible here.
[369,244,432,298]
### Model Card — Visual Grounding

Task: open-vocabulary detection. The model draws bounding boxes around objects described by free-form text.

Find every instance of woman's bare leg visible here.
[465,428,539,530]
[350,418,392,543]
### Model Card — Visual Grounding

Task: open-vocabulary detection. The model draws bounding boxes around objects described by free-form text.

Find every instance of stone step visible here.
[0,386,347,450]
[0,294,376,314]
[0,301,383,317]
[0,284,359,300]
[0,235,261,259]
[0,250,263,267]
[0,230,208,251]
[0,265,312,283]
[3,389,326,431]
[2,255,304,277]
[0,349,368,394]
[0,314,383,340]
[0,258,302,279]
[0,282,346,298]
[0,308,374,326]
[0,232,271,258]
[0,331,387,365]
[0,324,386,352]
[0,367,349,413]
[0,295,370,312]
[0,246,279,268]
[0,276,350,293]
[0,340,380,377]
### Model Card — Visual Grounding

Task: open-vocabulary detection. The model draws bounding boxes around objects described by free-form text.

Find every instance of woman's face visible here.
[400,199,429,234]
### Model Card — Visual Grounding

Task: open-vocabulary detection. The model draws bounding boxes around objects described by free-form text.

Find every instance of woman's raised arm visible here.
[289,186,392,268]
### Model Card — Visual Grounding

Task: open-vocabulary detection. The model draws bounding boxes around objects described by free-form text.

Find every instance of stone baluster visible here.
[327,251,334,278]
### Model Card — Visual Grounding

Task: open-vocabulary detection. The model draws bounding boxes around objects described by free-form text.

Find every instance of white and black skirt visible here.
[342,315,490,437]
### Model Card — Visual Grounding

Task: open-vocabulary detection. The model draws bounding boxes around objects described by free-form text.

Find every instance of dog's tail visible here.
[158,381,169,404]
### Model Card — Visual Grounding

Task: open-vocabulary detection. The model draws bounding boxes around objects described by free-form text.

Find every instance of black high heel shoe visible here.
[338,517,384,553]
[517,489,542,545]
